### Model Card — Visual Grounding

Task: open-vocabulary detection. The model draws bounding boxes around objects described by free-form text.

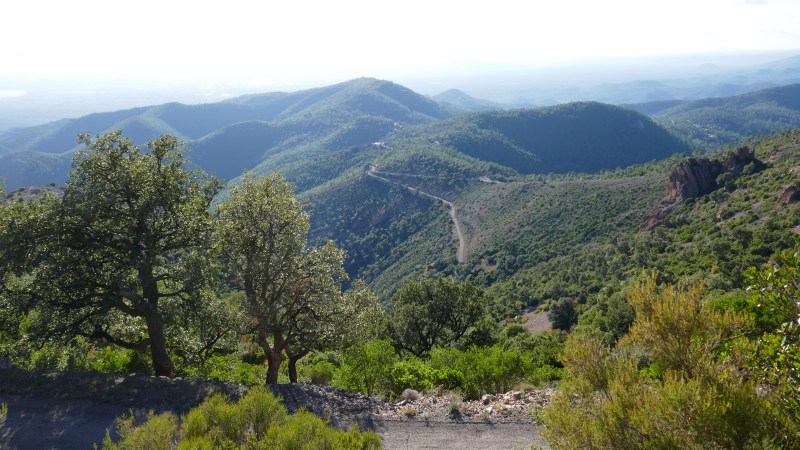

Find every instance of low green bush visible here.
[386,360,464,398]
[429,345,525,400]
[185,354,266,386]
[335,339,397,397]
[301,360,338,385]
[99,386,382,449]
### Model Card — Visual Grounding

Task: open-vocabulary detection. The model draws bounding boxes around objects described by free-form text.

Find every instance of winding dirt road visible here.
[367,165,466,263]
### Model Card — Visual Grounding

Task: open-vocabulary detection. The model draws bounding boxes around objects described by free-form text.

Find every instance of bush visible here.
[542,277,796,449]
[300,360,338,385]
[547,297,577,331]
[386,360,464,398]
[186,354,266,386]
[99,386,382,449]
[335,339,397,397]
[100,410,178,450]
[429,345,525,400]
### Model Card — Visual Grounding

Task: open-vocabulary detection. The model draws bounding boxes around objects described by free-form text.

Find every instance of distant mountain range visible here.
[459,54,800,106]
[629,83,800,148]
[0,78,693,189]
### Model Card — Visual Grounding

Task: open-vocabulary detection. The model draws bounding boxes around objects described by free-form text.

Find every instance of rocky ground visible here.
[0,368,552,449]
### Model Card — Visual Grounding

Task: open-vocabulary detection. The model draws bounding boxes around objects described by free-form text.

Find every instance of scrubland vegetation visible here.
[2,78,800,448]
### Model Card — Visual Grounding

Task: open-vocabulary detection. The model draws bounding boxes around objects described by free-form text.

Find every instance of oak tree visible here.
[4,131,221,377]
[215,173,349,384]
[389,277,486,357]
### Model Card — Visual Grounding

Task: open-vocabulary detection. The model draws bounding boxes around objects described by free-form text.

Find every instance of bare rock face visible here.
[640,146,757,232]
[666,157,725,201]
[778,182,800,206]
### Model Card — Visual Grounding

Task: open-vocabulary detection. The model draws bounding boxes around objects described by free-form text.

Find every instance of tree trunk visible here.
[261,332,285,384]
[286,347,310,383]
[288,356,298,383]
[138,263,174,377]
[144,313,174,377]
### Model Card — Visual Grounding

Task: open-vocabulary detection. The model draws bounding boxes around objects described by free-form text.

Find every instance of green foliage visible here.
[3,131,223,377]
[216,172,348,383]
[623,275,750,378]
[542,277,796,449]
[300,360,338,385]
[388,277,487,356]
[547,298,576,331]
[386,359,463,398]
[188,354,266,387]
[332,329,562,400]
[500,330,565,385]
[100,410,178,450]
[100,386,382,449]
[746,248,800,429]
[336,339,397,397]
[575,290,635,344]
[429,345,525,400]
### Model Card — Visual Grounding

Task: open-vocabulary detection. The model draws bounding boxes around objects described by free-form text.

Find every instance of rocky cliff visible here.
[640,146,757,231]
[777,182,800,206]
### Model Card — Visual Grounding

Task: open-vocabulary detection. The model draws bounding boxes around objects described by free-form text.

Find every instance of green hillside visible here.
[0,150,72,188]
[648,83,800,149]
[392,102,690,174]
[6,78,797,309]
[0,78,452,187]
[484,131,800,315]
[0,82,694,190]
[284,128,800,311]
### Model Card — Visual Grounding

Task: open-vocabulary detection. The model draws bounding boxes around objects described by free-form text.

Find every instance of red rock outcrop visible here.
[778,183,800,206]
[640,146,757,232]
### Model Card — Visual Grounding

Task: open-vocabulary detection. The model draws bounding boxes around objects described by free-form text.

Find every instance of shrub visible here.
[100,410,178,450]
[429,345,525,400]
[547,297,577,331]
[542,277,795,449]
[99,386,382,449]
[300,360,338,385]
[335,339,397,397]
[387,361,436,398]
[187,354,266,386]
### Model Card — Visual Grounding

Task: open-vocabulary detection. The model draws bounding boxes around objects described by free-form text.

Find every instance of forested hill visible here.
[0,78,452,188]
[392,102,690,174]
[430,89,503,112]
[630,83,800,149]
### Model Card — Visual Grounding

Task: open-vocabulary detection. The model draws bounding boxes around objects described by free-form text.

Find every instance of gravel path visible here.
[0,393,132,450]
[376,420,548,450]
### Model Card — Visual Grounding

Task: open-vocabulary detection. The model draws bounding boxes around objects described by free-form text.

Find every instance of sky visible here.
[1,0,798,90]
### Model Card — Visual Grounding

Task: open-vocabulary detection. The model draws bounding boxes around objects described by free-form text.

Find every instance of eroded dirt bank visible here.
[0,369,550,449]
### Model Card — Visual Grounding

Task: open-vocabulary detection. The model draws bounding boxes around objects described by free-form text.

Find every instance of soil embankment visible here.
[0,369,550,449]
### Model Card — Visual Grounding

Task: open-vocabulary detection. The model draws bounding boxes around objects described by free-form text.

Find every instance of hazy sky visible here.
[1,0,798,88]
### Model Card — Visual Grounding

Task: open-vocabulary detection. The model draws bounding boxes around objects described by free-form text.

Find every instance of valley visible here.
[366,163,466,263]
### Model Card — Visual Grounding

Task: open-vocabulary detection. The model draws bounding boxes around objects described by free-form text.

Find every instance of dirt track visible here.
[366,165,467,263]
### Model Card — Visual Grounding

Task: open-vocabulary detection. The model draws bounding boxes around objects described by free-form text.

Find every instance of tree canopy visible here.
[2,131,222,376]
[389,276,486,357]
[215,172,352,383]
